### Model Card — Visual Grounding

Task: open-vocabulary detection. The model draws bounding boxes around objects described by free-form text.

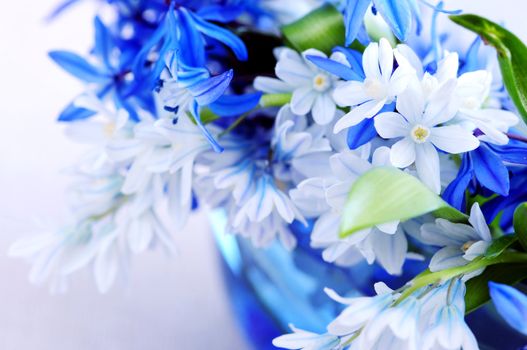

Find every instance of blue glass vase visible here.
[209,210,527,350]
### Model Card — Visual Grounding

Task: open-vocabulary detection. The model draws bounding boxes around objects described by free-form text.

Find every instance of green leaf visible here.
[465,263,527,313]
[485,235,518,259]
[340,167,467,238]
[281,4,345,55]
[514,202,527,251]
[449,14,527,122]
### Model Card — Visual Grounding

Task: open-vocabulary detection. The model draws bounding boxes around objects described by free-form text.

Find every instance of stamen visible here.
[462,240,476,252]
[312,73,330,92]
[411,125,430,143]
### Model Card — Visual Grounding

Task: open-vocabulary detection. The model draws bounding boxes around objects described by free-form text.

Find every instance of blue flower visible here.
[343,0,422,44]
[50,16,154,122]
[133,2,247,88]
[443,138,527,212]
[489,282,527,336]
[483,167,527,229]
[159,52,261,152]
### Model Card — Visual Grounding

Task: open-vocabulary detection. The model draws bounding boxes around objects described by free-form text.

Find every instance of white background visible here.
[0,1,524,349]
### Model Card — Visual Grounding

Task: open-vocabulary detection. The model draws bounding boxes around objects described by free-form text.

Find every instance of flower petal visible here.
[430,246,466,272]
[362,41,381,80]
[254,76,293,94]
[489,282,527,336]
[374,112,409,139]
[378,38,394,81]
[290,87,317,115]
[468,203,491,241]
[334,99,385,133]
[371,228,407,275]
[332,81,370,107]
[415,142,440,193]
[275,50,313,86]
[389,138,416,168]
[429,125,480,154]
[312,93,336,125]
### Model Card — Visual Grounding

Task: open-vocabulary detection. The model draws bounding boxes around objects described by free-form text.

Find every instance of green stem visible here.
[396,252,527,304]
[218,110,254,137]
[259,93,292,108]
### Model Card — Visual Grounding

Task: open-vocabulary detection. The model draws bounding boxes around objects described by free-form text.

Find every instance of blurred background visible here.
[0,1,525,349]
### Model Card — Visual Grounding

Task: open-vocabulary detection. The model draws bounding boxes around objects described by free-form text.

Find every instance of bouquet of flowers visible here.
[9,0,527,349]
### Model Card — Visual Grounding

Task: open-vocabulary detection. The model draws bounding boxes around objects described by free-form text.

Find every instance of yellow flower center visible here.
[462,240,476,252]
[104,122,116,137]
[313,73,330,92]
[411,124,430,143]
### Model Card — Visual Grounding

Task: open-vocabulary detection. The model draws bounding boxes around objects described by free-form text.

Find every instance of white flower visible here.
[292,279,479,350]
[291,146,409,275]
[359,296,421,350]
[332,38,415,133]
[8,162,175,293]
[374,78,480,193]
[233,173,301,226]
[454,70,519,145]
[420,203,492,272]
[325,282,396,337]
[273,324,341,350]
[418,51,519,146]
[421,279,479,350]
[195,105,330,249]
[255,47,342,125]
[63,93,131,169]
[67,93,131,144]
[272,104,333,181]
[106,112,211,228]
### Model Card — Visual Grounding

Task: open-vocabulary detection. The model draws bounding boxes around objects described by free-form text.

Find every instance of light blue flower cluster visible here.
[9,0,527,348]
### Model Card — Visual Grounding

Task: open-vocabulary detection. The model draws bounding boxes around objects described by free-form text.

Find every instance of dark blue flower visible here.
[443,138,527,212]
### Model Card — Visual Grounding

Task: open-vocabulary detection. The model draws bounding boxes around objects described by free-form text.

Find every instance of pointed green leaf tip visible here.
[514,202,527,252]
[449,14,527,123]
[339,167,467,238]
[281,4,345,55]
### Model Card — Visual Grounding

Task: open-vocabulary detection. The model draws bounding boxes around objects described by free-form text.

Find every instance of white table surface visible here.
[0,1,524,349]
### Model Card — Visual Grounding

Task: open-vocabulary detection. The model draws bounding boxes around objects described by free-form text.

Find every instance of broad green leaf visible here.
[465,263,527,313]
[514,202,527,252]
[281,4,345,55]
[449,14,527,122]
[485,235,518,259]
[340,167,467,238]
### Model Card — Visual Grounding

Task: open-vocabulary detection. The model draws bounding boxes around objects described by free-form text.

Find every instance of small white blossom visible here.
[9,162,175,293]
[420,202,492,272]
[106,111,211,228]
[291,146,409,275]
[414,51,519,146]
[421,279,479,350]
[255,47,342,125]
[274,279,478,350]
[332,38,415,133]
[454,70,519,145]
[374,78,480,193]
[195,105,331,249]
